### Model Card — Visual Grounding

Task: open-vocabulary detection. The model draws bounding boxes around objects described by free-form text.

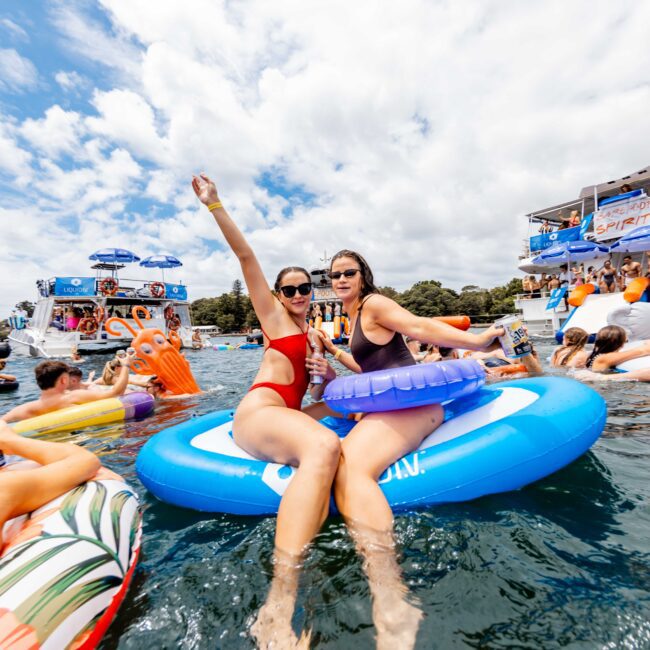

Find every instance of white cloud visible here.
[86,89,169,163]
[0,19,28,42]
[21,106,86,158]
[2,0,650,317]
[0,48,38,92]
[0,120,33,179]
[54,70,86,92]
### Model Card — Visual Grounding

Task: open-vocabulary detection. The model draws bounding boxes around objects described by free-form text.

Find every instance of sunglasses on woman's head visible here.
[279,282,313,298]
[328,269,361,280]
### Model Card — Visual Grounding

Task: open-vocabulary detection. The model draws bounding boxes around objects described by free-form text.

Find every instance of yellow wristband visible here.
[207,202,223,211]
[334,348,342,361]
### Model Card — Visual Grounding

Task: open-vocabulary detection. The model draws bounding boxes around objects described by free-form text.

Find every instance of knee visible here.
[304,431,341,472]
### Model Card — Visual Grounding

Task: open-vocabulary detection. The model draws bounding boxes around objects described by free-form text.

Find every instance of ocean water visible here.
[2,337,650,649]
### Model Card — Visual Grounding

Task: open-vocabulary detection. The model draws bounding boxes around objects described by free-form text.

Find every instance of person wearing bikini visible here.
[317,249,502,648]
[598,260,619,293]
[620,255,642,289]
[192,174,338,649]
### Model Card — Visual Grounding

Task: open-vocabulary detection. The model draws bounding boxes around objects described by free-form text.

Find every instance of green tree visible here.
[232,279,246,330]
[379,286,400,300]
[397,281,460,317]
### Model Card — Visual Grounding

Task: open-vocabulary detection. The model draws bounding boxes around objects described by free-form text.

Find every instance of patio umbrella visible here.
[531,240,610,266]
[139,255,183,282]
[89,248,141,264]
[608,226,650,254]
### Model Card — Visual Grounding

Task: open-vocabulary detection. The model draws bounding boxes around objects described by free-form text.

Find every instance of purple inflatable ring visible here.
[323,359,485,414]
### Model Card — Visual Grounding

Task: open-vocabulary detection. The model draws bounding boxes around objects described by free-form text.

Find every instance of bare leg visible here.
[334,404,444,649]
[234,391,340,649]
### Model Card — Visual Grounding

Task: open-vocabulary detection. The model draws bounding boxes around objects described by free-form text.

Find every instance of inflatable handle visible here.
[132,306,152,330]
[168,329,182,350]
[315,316,323,330]
[434,316,471,331]
[624,277,650,304]
[105,317,137,338]
[333,315,341,339]
[568,283,596,307]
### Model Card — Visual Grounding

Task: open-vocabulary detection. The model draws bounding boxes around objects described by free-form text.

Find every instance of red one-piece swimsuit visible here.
[248,326,310,410]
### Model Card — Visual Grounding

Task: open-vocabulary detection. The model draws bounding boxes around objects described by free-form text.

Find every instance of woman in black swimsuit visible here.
[598,260,618,293]
[320,249,502,648]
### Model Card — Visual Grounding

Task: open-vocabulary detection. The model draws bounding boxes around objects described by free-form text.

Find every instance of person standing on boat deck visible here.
[316,249,502,649]
[192,173,339,649]
[538,219,553,234]
[598,260,618,293]
[1,357,132,423]
[620,255,642,289]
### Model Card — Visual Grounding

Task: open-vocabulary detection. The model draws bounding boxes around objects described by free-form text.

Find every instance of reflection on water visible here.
[2,336,650,648]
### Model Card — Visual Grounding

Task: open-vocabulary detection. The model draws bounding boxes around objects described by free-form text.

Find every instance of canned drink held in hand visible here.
[494,315,532,358]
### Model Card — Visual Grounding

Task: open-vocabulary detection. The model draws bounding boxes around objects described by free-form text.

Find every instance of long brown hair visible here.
[585,325,626,368]
[330,249,380,299]
[554,327,589,366]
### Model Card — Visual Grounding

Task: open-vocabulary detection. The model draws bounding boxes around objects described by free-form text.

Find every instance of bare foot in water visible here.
[374,591,423,650]
[251,551,310,649]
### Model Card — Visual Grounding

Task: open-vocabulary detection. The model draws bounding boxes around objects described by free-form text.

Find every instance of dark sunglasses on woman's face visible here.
[328,268,361,280]
[279,282,313,298]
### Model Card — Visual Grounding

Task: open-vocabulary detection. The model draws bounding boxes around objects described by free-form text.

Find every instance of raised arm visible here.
[366,295,503,350]
[192,174,277,322]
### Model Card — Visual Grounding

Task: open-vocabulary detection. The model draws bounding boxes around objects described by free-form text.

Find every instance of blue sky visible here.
[1,0,650,316]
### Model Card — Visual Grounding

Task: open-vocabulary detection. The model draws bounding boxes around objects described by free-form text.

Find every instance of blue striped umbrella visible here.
[608,226,650,254]
[139,255,183,282]
[89,248,141,263]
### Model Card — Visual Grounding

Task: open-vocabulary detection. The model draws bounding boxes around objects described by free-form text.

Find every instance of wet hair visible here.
[330,249,380,299]
[67,366,83,379]
[554,327,589,367]
[102,359,120,385]
[35,360,70,389]
[273,266,311,293]
[585,325,627,368]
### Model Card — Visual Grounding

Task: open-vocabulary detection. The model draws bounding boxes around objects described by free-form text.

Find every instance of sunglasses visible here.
[279,282,313,298]
[328,269,361,280]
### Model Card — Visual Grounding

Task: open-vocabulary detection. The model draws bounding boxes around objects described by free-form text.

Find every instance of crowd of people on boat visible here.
[522,253,649,299]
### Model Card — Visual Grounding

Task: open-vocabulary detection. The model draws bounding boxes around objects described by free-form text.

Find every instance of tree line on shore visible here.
[191,278,524,332]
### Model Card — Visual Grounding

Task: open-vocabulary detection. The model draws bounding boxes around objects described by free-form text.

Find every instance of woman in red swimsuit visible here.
[192,174,338,648]
[320,250,503,648]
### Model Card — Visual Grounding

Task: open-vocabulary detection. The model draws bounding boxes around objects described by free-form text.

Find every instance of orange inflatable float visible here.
[105,306,201,395]
[568,283,596,307]
[333,315,341,339]
[623,277,650,303]
[434,315,471,331]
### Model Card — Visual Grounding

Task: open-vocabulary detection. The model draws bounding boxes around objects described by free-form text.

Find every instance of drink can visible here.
[494,315,532,358]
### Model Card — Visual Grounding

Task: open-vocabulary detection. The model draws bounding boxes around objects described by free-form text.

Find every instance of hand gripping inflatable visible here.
[105,306,201,395]
[136,377,606,515]
[0,463,142,649]
[568,283,596,307]
[323,359,485,414]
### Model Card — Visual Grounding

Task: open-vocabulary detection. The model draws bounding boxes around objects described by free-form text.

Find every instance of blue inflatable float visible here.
[137,377,606,515]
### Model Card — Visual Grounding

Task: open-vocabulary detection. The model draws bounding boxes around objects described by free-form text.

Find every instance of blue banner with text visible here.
[529,226,580,253]
[53,277,96,297]
[165,283,187,301]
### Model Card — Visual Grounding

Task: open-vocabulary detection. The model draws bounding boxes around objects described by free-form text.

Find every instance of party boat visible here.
[515,166,650,336]
[9,249,197,358]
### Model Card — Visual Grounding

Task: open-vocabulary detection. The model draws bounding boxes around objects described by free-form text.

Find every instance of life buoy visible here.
[164,305,174,320]
[150,282,166,298]
[167,315,181,331]
[94,305,105,323]
[324,359,485,414]
[77,317,98,335]
[99,277,119,296]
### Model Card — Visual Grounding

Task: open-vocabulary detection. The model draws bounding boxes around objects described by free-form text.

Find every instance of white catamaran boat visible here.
[516,165,650,337]
[9,257,196,358]
[310,253,349,344]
